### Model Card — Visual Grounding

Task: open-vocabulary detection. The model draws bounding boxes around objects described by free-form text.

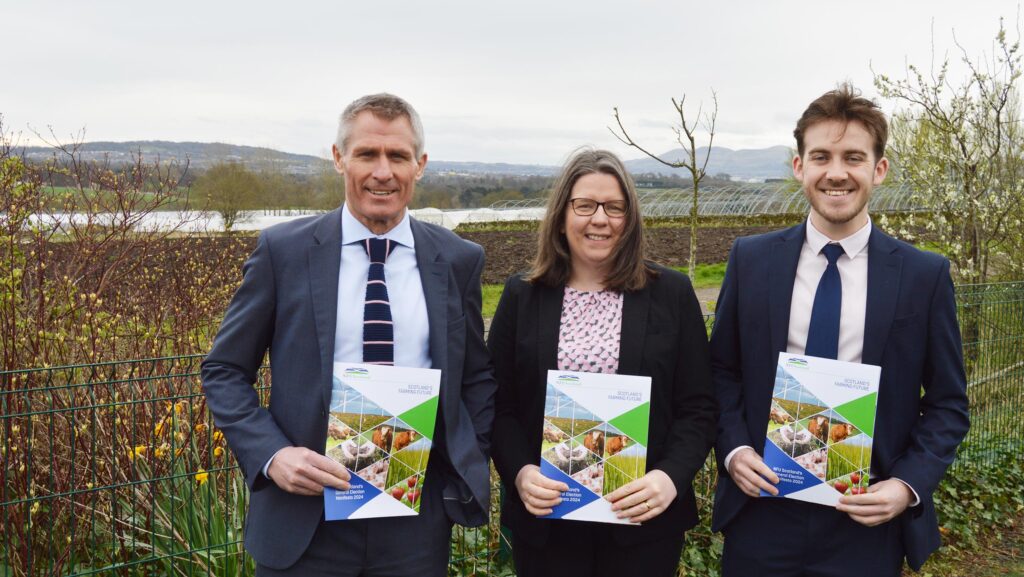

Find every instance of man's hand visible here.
[836,479,913,526]
[606,469,677,524]
[727,447,779,497]
[266,446,351,495]
[514,464,568,516]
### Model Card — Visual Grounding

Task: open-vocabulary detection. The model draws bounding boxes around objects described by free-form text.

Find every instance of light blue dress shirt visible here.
[334,204,431,368]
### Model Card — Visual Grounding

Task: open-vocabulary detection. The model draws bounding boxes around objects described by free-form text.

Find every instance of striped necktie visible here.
[362,237,397,365]
[805,243,845,359]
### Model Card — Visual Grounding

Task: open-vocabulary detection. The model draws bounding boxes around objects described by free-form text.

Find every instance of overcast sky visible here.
[2,1,1018,165]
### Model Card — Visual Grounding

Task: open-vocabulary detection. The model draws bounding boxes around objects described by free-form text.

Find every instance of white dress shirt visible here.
[786,217,870,362]
[264,204,431,478]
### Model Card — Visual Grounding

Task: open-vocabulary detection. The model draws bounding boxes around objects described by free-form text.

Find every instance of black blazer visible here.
[488,264,717,546]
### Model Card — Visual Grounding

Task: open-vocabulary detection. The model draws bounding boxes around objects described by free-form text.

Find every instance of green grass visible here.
[826,441,871,480]
[674,262,727,289]
[603,453,646,495]
[482,284,504,318]
[386,448,428,488]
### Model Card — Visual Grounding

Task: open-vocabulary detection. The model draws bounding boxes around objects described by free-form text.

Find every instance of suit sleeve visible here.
[487,277,534,486]
[652,276,719,492]
[888,259,970,500]
[201,233,292,490]
[709,239,754,466]
[457,247,498,457]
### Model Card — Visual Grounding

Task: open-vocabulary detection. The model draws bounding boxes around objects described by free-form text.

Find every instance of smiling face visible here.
[793,119,888,239]
[563,172,627,285]
[332,111,427,234]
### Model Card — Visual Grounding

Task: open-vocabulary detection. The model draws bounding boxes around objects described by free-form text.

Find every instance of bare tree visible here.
[611,92,718,279]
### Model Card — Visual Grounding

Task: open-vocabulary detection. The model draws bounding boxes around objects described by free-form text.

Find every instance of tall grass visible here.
[826,441,871,480]
[603,453,646,495]
[387,448,429,488]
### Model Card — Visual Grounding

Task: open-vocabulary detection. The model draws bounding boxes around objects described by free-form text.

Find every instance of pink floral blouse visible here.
[556,286,624,373]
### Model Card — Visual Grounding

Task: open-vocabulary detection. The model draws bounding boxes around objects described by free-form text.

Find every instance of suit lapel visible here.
[619,283,651,376]
[310,208,344,413]
[410,219,449,372]
[769,223,805,355]
[863,228,902,366]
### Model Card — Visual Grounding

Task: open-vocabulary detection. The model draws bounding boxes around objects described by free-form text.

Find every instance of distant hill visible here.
[16,141,330,175]
[14,140,792,180]
[426,160,560,176]
[624,146,793,181]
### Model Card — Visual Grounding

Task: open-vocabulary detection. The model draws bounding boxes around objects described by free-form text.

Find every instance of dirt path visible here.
[695,286,720,315]
[901,511,1024,576]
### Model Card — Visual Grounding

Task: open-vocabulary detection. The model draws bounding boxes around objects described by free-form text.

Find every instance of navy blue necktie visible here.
[805,243,845,360]
[362,238,397,365]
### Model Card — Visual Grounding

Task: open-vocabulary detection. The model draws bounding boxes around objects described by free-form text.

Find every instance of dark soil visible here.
[461,225,776,285]
[146,225,774,287]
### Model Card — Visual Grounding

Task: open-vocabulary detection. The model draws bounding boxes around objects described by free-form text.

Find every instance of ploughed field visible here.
[69,224,774,287]
[39,224,770,323]
[461,225,776,284]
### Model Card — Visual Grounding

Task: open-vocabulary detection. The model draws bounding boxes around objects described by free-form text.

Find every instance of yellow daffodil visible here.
[213,447,224,458]
[195,469,208,486]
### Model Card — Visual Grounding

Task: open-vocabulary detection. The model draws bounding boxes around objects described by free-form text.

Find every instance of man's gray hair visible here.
[335,93,425,157]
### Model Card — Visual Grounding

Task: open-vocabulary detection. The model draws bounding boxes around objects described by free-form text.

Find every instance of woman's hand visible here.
[514,464,569,516]
[605,469,676,523]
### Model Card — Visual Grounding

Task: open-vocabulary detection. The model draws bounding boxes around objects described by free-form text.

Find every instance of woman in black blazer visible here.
[488,148,717,577]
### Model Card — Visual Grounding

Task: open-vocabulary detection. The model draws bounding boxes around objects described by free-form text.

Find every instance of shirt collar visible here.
[805,215,871,259]
[341,204,415,248]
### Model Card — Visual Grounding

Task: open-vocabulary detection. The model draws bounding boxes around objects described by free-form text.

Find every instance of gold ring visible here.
[644,500,652,511]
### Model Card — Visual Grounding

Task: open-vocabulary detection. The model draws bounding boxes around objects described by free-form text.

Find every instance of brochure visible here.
[538,370,651,524]
[761,353,881,506]
[323,362,441,520]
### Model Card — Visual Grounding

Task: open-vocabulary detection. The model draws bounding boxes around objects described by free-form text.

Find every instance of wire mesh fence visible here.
[953,281,1024,469]
[1,281,1020,576]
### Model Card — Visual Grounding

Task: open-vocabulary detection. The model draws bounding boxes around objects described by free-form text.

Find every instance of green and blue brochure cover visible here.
[762,353,880,506]
[323,362,440,520]
[539,370,651,524]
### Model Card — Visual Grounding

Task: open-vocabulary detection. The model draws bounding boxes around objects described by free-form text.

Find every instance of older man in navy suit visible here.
[710,84,969,576]
[202,93,496,577]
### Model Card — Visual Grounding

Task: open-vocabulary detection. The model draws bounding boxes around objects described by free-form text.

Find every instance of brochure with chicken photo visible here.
[761,353,881,506]
[538,370,651,525]
[323,363,440,520]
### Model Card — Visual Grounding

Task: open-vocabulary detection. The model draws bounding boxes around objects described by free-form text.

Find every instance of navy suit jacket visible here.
[489,266,717,548]
[201,208,496,569]
[709,223,969,570]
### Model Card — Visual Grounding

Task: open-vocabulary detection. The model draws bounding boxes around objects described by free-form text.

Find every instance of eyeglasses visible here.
[568,198,628,218]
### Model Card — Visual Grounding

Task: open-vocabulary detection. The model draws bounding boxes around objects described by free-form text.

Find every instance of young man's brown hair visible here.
[793,82,888,161]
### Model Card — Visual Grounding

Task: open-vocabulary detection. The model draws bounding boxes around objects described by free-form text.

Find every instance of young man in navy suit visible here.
[710,84,969,576]
[202,94,496,576]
